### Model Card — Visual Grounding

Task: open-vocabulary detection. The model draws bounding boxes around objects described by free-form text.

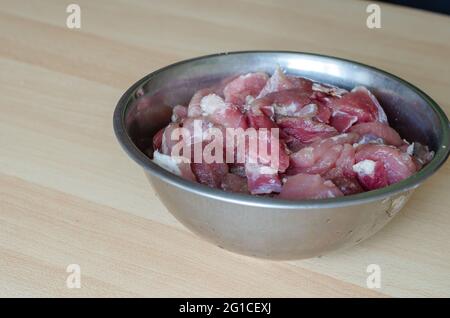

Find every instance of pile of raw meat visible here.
[151,68,433,200]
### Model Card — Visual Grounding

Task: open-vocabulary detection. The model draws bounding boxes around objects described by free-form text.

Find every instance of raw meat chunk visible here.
[405,142,435,169]
[187,75,239,117]
[153,151,196,182]
[253,89,313,117]
[349,122,402,146]
[288,144,343,175]
[312,82,348,97]
[258,68,313,98]
[191,162,229,188]
[331,176,364,195]
[152,127,164,152]
[277,117,338,143]
[245,164,283,194]
[200,94,248,129]
[171,105,188,122]
[355,144,416,184]
[279,173,343,200]
[247,103,278,130]
[161,122,182,156]
[329,111,358,133]
[323,143,357,179]
[352,159,389,190]
[149,68,433,200]
[221,173,249,193]
[223,72,268,106]
[289,133,360,175]
[326,86,388,132]
[188,88,213,117]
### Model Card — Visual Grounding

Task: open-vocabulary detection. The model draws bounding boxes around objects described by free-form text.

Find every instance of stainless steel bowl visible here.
[113,51,450,260]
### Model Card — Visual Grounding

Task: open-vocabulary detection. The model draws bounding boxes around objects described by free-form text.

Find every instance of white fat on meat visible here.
[352,159,376,176]
[244,95,255,111]
[200,94,227,116]
[274,102,298,116]
[153,151,189,176]
[274,103,318,117]
[352,86,388,123]
[312,82,348,97]
[406,142,415,156]
[257,165,278,175]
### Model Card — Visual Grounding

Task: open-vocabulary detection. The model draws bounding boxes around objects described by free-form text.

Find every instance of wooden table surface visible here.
[1,0,449,297]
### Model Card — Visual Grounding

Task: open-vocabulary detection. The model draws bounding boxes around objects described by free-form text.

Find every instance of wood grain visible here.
[0,0,449,297]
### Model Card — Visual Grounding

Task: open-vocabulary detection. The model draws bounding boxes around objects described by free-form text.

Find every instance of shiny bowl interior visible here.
[114,51,450,209]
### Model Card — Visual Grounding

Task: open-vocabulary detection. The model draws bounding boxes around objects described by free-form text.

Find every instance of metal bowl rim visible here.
[113,50,450,209]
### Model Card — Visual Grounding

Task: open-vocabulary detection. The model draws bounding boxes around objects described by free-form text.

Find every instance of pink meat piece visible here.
[223,72,269,107]
[187,76,239,117]
[244,129,290,173]
[288,76,314,94]
[329,111,358,132]
[250,75,333,122]
[357,134,387,145]
[243,129,290,194]
[161,122,182,156]
[213,106,248,129]
[173,117,226,161]
[314,101,332,123]
[151,68,433,200]
[191,162,229,188]
[229,163,246,177]
[277,116,338,143]
[330,176,364,195]
[402,142,434,170]
[279,173,343,200]
[257,68,313,98]
[284,136,307,153]
[188,88,213,117]
[355,144,416,185]
[353,159,389,190]
[295,103,319,118]
[335,143,357,177]
[326,86,388,132]
[252,89,314,119]
[288,144,343,175]
[200,94,248,129]
[152,127,164,152]
[185,115,253,168]
[323,143,357,179]
[259,103,276,118]
[220,173,249,193]
[245,164,282,194]
[247,103,278,130]
[253,87,331,123]
[248,89,323,141]
[171,105,188,122]
[355,86,388,123]
[152,151,197,182]
[246,107,291,143]
[289,133,360,175]
[309,92,333,123]
[311,82,348,97]
[225,117,289,195]
[349,122,402,146]
[179,163,197,182]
